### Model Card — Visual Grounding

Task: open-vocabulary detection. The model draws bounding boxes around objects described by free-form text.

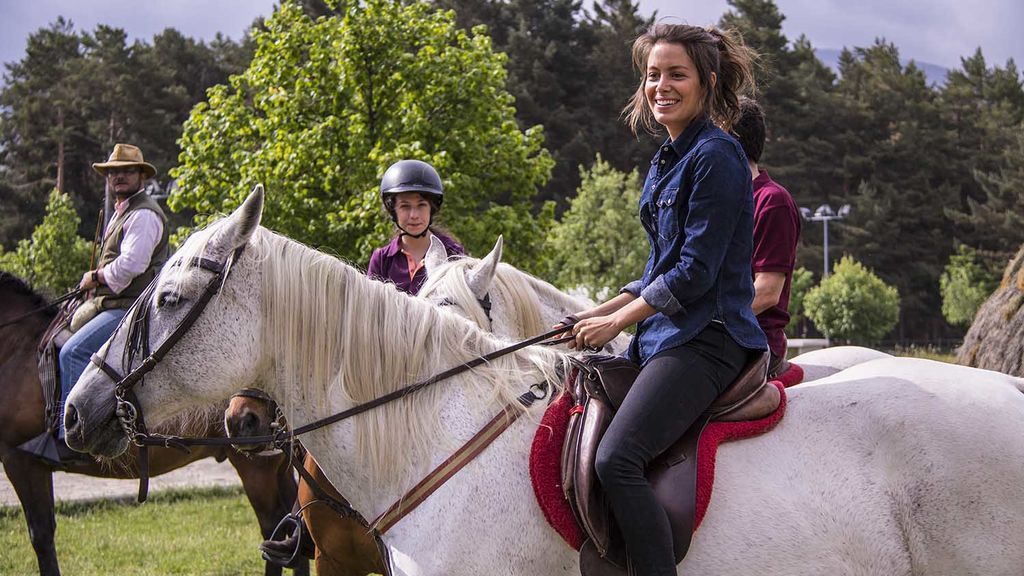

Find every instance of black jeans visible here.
[594,322,751,575]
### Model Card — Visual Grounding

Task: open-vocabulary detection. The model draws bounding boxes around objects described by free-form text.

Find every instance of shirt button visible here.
[659,159,665,165]
[662,146,670,152]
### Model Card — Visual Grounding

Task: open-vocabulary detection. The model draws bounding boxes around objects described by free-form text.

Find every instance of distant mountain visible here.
[815,48,951,86]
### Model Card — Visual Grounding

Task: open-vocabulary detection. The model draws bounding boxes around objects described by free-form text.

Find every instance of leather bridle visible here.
[86,246,246,500]
[437,292,493,326]
[83,241,577,536]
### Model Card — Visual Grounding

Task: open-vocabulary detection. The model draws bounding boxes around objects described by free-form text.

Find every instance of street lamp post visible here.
[799,204,850,279]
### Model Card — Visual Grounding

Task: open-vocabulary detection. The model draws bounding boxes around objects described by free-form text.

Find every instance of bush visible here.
[804,256,900,344]
[0,188,91,294]
[939,244,999,327]
[544,156,648,299]
[785,266,815,337]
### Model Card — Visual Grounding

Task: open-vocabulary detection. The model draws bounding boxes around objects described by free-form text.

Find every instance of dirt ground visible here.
[0,457,241,507]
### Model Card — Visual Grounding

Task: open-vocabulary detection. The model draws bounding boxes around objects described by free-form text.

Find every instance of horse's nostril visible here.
[242,412,259,433]
[65,404,79,430]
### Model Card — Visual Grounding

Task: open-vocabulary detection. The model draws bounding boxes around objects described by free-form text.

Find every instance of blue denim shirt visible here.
[622,117,767,365]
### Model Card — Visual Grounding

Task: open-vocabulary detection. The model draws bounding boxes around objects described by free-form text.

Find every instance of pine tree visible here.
[835,41,957,339]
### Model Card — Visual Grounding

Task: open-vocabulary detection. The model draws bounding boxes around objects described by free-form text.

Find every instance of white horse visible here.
[418,234,631,355]
[790,345,894,382]
[67,188,1024,575]
[419,235,880,381]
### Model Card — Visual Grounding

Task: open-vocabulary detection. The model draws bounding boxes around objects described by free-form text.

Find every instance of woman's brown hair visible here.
[623,24,758,135]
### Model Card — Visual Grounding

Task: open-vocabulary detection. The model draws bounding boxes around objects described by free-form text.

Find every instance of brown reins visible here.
[0,287,84,329]
[86,246,246,501]
[84,242,577,503]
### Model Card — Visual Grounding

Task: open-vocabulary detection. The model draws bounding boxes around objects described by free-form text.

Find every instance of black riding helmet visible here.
[379,159,444,238]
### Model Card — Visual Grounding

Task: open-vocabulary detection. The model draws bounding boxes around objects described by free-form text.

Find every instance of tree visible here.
[835,42,956,340]
[0,189,91,295]
[580,0,658,179]
[719,0,843,209]
[434,0,656,210]
[940,244,999,327]
[0,19,87,245]
[545,156,647,298]
[0,19,253,247]
[169,0,554,271]
[804,256,900,345]
[947,127,1024,271]
[941,50,1024,269]
[785,266,814,337]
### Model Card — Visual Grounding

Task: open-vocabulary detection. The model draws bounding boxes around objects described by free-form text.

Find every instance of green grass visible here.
[1,486,269,575]
[888,344,957,364]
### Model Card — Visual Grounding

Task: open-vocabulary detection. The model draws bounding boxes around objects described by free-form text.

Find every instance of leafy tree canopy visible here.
[545,155,647,298]
[0,189,91,295]
[169,0,555,270]
[940,244,1000,327]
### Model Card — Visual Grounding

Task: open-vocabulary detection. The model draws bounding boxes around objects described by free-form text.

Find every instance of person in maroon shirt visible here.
[733,98,801,377]
[367,159,464,294]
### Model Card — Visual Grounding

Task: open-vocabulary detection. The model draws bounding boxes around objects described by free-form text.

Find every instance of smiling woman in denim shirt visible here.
[566,24,767,574]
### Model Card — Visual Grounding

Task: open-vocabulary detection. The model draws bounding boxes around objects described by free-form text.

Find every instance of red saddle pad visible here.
[529,379,789,550]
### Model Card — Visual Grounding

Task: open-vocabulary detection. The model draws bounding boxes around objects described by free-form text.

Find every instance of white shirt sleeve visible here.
[101,209,164,294]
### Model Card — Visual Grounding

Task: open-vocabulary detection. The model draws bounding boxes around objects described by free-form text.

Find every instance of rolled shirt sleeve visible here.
[620,279,644,296]
[101,210,164,294]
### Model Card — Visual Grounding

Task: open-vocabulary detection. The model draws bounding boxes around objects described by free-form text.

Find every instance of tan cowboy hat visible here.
[91,143,157,179]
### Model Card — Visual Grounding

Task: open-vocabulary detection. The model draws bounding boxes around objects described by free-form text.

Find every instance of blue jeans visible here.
[58,308,127,438]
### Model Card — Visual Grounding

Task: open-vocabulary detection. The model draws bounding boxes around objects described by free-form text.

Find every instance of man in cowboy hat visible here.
[52,143,169,463]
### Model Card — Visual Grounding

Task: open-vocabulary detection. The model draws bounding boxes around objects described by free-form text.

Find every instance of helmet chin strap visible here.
[393,214,433,238]
[398,226,431,239]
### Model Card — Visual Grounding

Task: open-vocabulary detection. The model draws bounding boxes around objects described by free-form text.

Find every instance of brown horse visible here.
[225,395,385,576]
[0,272,309,576]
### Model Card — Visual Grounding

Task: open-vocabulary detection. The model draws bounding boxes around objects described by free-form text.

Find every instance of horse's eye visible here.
[156,291,183,309]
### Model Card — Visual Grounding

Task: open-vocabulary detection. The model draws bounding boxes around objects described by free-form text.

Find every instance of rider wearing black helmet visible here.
[367,159,464,294]
[261,160,466,566]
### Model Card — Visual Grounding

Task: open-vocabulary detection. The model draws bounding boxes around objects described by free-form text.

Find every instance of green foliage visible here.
[0,19,253,247]
[434,0,657,209]
[804,256,900,344]
[785,266,815,336]
[170,0,554,271]
[3,0,1022,343]
[834,42,959,337]
[544,157,647,298]
[942,50,1024,271]
[940,244,999,327]
[0,189,91,294]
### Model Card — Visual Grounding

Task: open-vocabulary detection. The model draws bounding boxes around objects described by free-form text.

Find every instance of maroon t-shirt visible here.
[751,170,801,358]
[366,230,464,295]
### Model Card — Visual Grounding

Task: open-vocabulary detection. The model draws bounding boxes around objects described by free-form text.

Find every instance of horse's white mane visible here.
[164,220,565,486]
[419,257,593,338]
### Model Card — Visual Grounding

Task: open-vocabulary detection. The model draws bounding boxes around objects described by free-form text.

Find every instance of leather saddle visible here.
[561,351,778,573]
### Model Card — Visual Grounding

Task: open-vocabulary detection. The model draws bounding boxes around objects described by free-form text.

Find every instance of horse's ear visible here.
[424,234,449,273]
[466,235,502,299]
[224,185,264,250]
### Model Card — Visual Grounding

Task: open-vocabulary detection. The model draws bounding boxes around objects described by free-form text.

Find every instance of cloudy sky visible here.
[1,0,1021,74]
